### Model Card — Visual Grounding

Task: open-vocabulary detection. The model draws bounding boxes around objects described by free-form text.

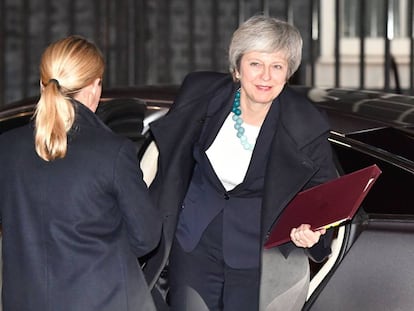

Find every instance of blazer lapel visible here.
[242,98,280,187]
[193,84,237,191]
[199,84,237,151]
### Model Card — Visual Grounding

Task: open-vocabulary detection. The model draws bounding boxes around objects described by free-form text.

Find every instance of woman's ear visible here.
[233,70,241,82]
[235,71,241,80]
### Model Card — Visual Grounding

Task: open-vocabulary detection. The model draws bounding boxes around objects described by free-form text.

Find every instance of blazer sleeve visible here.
[113,139,162,257]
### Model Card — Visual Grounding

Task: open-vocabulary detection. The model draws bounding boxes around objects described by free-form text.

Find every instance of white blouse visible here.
[206,113,260,191]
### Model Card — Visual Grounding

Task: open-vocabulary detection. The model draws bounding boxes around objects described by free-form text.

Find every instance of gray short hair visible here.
[228,15,303,79]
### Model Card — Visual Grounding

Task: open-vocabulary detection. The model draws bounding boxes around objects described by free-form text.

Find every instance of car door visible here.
[304,127,414,311]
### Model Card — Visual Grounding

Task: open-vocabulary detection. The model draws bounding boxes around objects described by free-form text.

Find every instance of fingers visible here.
[317,227,327,235]
[290,224,323,248]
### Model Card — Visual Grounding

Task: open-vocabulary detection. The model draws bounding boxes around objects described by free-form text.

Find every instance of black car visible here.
[1,85,414,310]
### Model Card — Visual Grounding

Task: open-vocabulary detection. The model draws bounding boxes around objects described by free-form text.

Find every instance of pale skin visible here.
[235,50,326,248]
[73,78,102,112]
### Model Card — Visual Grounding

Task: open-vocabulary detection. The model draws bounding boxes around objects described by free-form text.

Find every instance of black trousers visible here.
[168,211,260,311]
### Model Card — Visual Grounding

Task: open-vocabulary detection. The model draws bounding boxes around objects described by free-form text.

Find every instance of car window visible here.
[332,142,414,216]
[347,127,414,162]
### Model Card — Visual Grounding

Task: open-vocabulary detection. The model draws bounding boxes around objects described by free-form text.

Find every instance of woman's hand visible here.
[290,224,326,248]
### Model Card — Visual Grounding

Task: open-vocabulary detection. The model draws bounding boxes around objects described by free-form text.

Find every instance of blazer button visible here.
[224,193,230,200]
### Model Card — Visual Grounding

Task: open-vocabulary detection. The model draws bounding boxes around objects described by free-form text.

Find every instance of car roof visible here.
[292,86,414,132]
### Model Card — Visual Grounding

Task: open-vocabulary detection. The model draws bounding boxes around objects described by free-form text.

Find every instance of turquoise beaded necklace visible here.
[231,88,255,151]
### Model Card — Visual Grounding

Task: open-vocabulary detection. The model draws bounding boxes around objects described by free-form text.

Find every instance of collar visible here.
[68,99,112,141]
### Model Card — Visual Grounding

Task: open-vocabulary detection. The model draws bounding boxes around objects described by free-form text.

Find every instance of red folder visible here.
[264,164,382,249]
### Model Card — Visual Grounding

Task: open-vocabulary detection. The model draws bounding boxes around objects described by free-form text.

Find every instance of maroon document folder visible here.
[264,164,382,249]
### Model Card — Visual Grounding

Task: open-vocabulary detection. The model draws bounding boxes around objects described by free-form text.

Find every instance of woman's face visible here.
[236,50,289,107]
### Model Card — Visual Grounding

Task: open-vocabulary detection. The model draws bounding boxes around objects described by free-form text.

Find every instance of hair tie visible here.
[48,78,61,89]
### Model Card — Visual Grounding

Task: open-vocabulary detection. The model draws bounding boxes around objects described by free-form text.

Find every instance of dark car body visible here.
[1,85,414,310]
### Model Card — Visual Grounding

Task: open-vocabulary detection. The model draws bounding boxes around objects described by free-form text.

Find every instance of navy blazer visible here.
[145,71,337,305]
[175,85,281,268]
[0,101,161,311]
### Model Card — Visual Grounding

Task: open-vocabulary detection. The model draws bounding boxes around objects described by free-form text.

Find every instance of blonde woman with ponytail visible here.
[0,35,161,311]
[35,35,104,161]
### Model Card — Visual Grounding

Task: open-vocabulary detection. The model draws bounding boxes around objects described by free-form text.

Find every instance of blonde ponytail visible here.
[33,35,104,161]
[34,79,75,161]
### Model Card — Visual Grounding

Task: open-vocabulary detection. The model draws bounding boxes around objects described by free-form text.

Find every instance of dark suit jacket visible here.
[145,71,337,307]
[175,88,280,269]
[0,101,161,311]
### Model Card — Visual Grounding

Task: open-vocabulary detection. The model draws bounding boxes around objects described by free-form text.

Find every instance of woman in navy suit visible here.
[0,35,161,311]
[145,15,337,311]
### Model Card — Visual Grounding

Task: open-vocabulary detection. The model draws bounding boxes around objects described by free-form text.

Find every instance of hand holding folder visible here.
[264,164,382,249]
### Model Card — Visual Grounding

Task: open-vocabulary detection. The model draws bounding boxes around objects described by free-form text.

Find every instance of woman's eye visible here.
[274,64,283,70]
[250,62,260,67]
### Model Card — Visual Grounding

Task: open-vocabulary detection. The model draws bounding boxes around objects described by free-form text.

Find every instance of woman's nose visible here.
[261,67,271,80]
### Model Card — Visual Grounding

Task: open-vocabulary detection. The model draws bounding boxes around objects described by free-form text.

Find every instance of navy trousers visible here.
[168,211,260,311]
